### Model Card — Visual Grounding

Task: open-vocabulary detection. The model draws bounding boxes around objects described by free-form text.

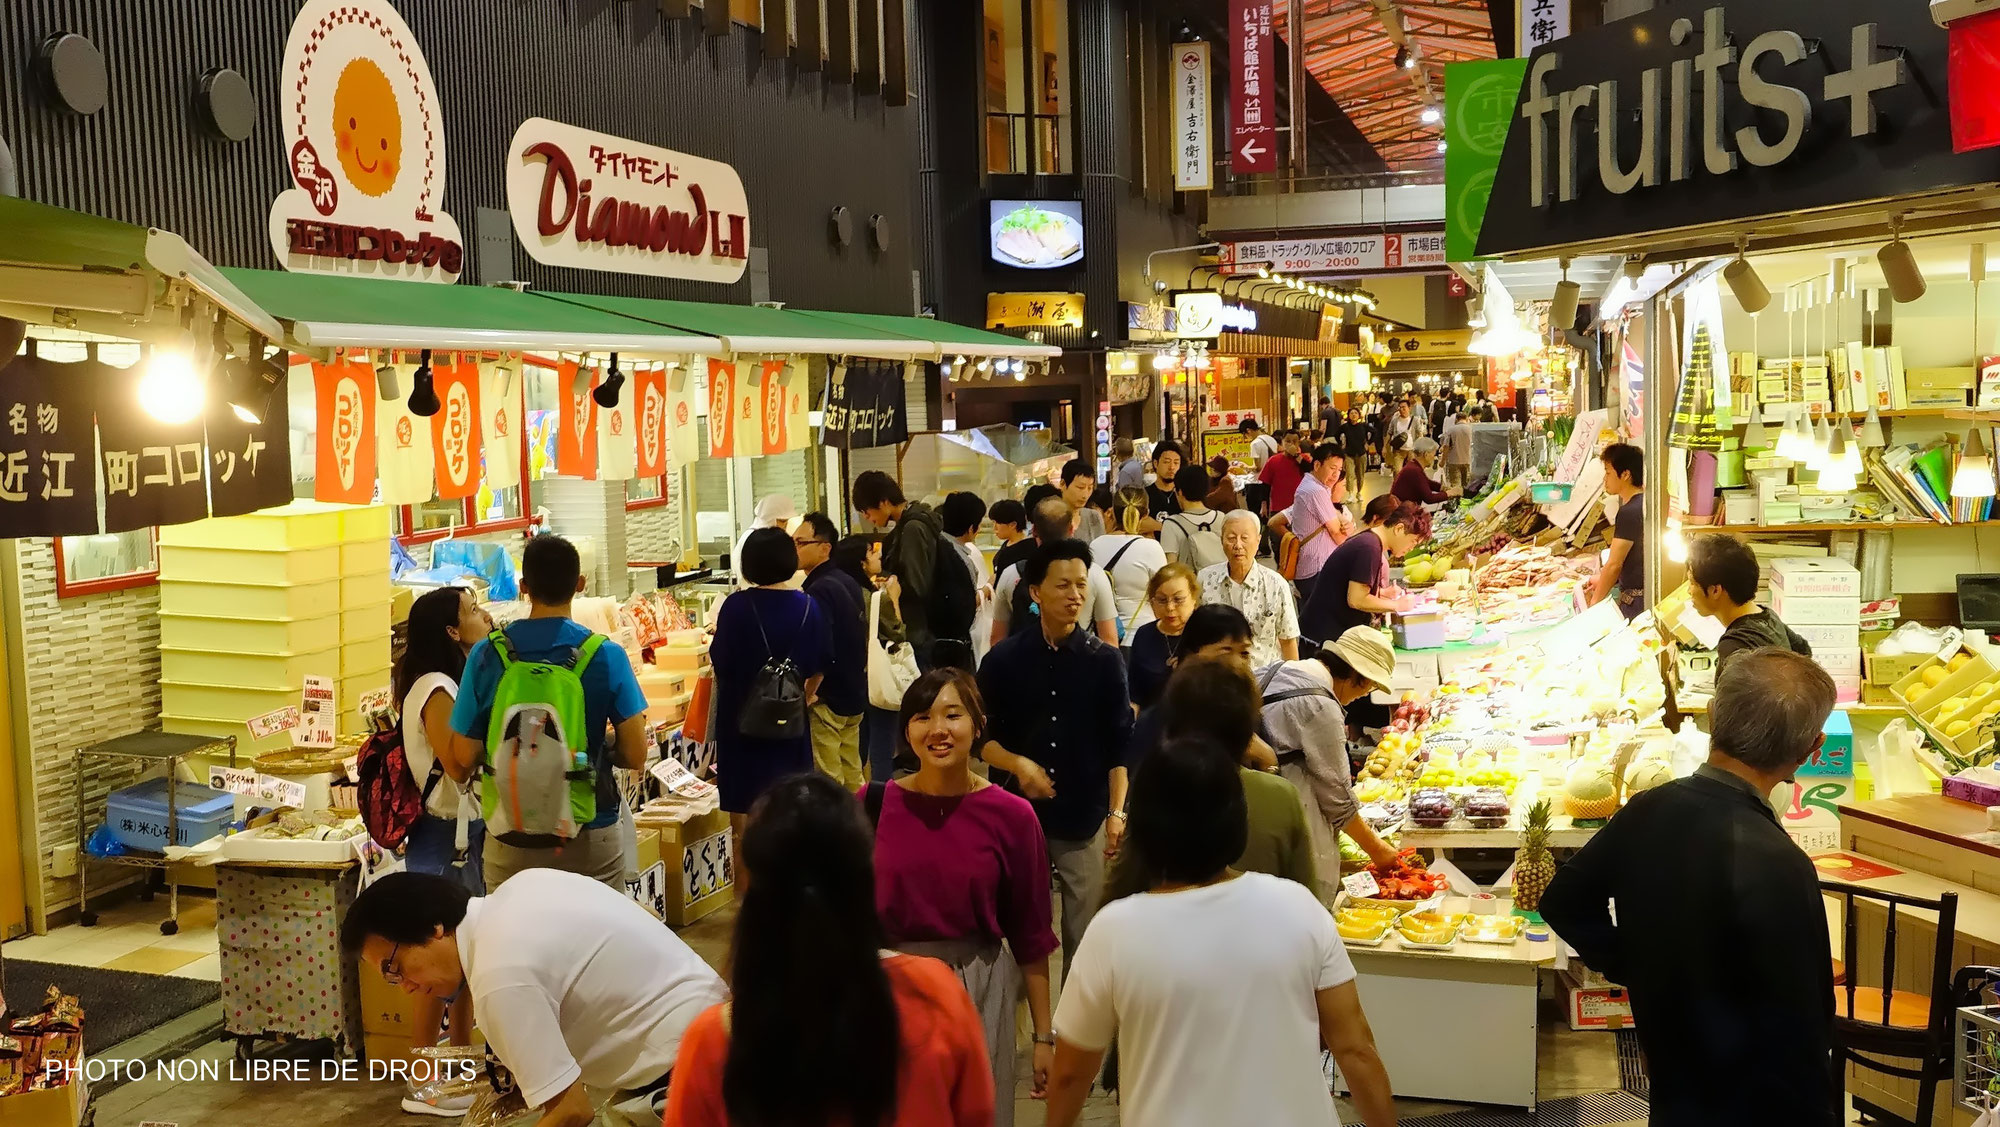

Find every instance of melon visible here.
[1923,666,1950,688]
[1626,759,1675,793]
[1564,762,1621,820]
[1951,654,1974,672]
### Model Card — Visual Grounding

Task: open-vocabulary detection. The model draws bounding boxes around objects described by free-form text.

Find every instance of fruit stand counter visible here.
[1333,921,1558,1109]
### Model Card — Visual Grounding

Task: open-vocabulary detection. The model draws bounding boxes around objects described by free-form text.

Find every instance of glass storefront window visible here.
[54,530,157,596]
[984,0,1028,174]
[1032,0,1072,174]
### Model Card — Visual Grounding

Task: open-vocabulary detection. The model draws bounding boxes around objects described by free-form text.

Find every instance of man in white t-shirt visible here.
[990,496,1119,647]
[1043,736,1395,1127]
[342,869,727,1127]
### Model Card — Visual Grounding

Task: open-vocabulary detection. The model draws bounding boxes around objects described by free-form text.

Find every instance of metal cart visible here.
[74,730,238,936]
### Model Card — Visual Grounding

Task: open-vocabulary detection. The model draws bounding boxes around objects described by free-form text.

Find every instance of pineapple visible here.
[1513,799,1556,912]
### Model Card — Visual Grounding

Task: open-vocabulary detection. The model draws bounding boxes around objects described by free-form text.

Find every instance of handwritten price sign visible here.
[247,706,301,740]
[209,766,259,796]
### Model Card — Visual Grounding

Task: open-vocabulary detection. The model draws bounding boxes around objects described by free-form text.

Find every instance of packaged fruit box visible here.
[1894,651,2000,758]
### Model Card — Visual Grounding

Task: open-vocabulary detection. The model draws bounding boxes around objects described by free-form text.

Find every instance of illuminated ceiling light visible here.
[1741,410,1769,450]
[139,350,205,424]
[1954,429,1996,498]
[1860,403,1886,448]
[1775,405,1809,461]
[1394,44,1414,69]
[1436,140,1448,154]
[1805,412,1832,471]
[1833,419,1863,474]
[1420,106,1441,125]
[976,357,991,372]
[408,349,441,417]
[1257,265,1270,279]
[593,352,626,408]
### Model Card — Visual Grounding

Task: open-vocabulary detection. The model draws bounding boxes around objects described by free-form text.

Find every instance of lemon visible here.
[1952,654,1974,672]
[1925,666,1950,687]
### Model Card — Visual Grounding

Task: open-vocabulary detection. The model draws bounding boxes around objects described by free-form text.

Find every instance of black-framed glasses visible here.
[793,537,830,547]
[381,942,404,986]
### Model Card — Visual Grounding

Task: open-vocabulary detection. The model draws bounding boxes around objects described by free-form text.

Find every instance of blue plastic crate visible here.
[105,778,235,851]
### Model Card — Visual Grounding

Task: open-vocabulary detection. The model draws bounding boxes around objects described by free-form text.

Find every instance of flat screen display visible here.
[989,200,1084,270]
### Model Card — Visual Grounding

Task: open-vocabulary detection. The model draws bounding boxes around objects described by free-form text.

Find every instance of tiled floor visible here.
[2,895,221,979]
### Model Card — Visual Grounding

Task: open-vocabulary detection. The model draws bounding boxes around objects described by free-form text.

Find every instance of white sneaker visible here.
[402,1083,475,1118]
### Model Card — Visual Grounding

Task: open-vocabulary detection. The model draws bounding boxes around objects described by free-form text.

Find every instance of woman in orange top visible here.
[663,773,994,1127]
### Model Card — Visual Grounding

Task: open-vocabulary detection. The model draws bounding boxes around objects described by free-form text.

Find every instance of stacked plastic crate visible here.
[159,502,392,757]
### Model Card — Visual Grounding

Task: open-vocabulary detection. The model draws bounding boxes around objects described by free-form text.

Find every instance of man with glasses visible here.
[796,510,869,788]
[343,868,724,1127]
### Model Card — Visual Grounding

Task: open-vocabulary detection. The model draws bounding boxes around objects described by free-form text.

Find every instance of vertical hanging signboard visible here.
[1229,1,1276,173]
[1174,43,1214,192]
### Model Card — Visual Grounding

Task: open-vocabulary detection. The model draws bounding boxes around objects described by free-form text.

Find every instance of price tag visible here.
[301,674,336,707]
[296,673,338,749]
[1341,871,1381,899]
[357,685,393,722]
[649,756,716,799]
[257,774,309,808]
[247,706,301,740]
[208,766,259,796]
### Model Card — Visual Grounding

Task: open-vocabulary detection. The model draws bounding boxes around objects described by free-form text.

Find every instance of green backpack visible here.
[480,631,605,846]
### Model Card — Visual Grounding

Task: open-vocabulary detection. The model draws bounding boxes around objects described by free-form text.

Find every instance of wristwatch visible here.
[1108,810,1127,822]
[1034,1034,1058,1046]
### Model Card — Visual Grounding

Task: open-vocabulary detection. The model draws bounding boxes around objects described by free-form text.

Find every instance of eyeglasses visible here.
[793,537,830,547]
[380,943,404,986]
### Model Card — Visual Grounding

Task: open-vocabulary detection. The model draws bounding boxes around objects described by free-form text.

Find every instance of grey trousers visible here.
[901,938,1020,1127]
[1047,828,1106,982]
[482,819,626,892]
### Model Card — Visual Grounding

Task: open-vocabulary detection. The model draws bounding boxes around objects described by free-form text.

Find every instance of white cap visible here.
[754,494,798,527]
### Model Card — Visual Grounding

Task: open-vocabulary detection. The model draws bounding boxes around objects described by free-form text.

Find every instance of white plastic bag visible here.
[868,591,921,710]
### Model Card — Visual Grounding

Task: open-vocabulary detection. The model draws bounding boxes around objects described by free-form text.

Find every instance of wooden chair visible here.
[1823,879,2000,1126]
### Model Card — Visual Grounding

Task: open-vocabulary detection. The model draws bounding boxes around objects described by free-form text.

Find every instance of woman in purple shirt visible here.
[868,669,1058,1127]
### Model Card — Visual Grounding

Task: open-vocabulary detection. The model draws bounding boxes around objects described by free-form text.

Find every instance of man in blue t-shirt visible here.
[443,534,649,890]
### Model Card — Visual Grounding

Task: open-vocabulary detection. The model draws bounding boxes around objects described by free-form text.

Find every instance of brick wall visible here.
[17,539,164,915]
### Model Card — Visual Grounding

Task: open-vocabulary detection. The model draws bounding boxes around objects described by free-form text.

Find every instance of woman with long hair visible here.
[1092,487,1168,644]
[390,585,491,1116]
[869,670,1058,1126]
[1123,563,1200,710]
[664,774,995,1127]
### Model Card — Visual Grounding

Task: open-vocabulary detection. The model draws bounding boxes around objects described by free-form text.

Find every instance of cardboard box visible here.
[636,807,736,926]
[2,1048,87,1127]
[363,1031,412,1064]
[358,960,413,1036]
[1866,648,1930,685]
[1803,710,1855,775]
[1771,589,1862,626]
[1561,969,1635,1031]
[1815,648,1863,677]
[1722,490,1757,525]
[635,827,661,875]
[1771,557,1860,599]
[1794,622,1861,651]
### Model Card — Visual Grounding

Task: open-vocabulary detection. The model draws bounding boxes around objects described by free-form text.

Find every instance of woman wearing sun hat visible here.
[1254,626,1401,899]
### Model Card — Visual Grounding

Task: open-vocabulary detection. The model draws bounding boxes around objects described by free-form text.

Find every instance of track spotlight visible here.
[408,349,440,417]
[1879,224,1927,304]
[1394,45,1414,69]
[1548,259,1580,333]
[227,334,286,425]
[376,353,399,401]
[593,352,626,408]
[1723,242,1772,314]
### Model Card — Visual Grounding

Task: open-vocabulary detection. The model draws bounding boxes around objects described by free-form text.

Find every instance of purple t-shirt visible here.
[872,783,1060,964]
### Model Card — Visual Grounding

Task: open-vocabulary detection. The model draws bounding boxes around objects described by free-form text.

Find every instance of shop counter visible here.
[1400,812,1597,853]
[1827,805,2000,1126]
[1333,907,1557,1110]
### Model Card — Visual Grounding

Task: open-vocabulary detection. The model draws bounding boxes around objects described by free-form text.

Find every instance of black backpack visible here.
[737,597,812,740]
[928,531,977,644]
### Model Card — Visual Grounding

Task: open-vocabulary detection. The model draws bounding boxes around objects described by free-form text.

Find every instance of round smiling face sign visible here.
[268,0,462,282]
[333,58,402,197]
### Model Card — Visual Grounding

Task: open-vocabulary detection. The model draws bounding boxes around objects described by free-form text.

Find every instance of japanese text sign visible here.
[1175,43,1214,191]
[0,355,99,536]
[1229,0,1276,173]
[1517,0,1568,57]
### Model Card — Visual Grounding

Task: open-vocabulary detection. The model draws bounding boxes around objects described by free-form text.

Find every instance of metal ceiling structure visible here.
[1288,0,1495,170]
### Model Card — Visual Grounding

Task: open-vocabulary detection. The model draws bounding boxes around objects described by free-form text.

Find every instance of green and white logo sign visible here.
[1445,58,1529,263]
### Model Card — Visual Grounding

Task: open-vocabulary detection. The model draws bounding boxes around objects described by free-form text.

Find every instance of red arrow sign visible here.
[1229,0,1277,174]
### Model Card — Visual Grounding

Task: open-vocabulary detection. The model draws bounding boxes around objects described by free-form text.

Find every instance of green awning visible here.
[534,291,934,359]
[218,268,720,355]
[0,197,283,340]
[804,310,1062,359]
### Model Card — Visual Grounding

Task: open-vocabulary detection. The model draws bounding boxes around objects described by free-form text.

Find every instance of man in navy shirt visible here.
[978,538,1133,977]
[444,534,649,891]
[796,511,869,789]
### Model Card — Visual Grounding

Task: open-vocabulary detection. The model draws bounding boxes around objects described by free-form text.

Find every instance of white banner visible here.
[1219,232,1448,275]
[1517,0,1570,57]
[1174,43,1213,192]
[479,361,521,490]
[375,364,435,505]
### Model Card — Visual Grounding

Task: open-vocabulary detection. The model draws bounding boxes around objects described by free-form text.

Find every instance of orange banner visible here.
[431,358,483,499]
[557,360,598,479]
[706,359,738,459]
[634,366,669,478]
[759,360,790,455]
[312,359,377,504]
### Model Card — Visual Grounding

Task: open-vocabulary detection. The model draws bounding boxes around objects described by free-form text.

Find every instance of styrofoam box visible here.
[1793,622,1861,650]
[161,612,341,655]
[160,545,340,586]
[163,680,299,720]
[1770,589,1861,626]
[338,504,392,542]
[341,602,391,643]
[161,646,339,688]
[340,542,391,575]
[158,502,347,551]
[1815,647,1863,676]
[340,639,389,679]
[340,572,390,607]
[1771,557,1860,599]
[221,825,365,863]
[160,579,340,620]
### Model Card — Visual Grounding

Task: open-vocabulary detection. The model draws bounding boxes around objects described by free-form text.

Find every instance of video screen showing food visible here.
[989,201,1083,269]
